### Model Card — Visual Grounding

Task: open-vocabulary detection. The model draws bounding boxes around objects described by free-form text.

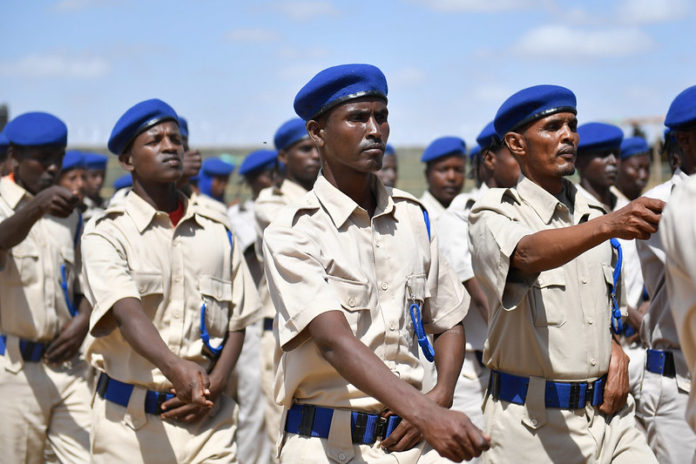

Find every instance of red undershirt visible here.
[168,200,184,226]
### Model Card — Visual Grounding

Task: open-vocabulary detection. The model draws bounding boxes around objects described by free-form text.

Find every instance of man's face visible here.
[318,97,389,175]
[376,154,398,187]
[519,112,578,181]
[59,168,87,202]
[248,168,275,198]
[616,154,650,200]
[85,168,105,199]
[11,145,64,195]
[490,145,521,189]
[576,149,618,190]
[426,155,466,205]
[280,138,320,188]
[210,175,229,202]
[120,121,183,184]
[676,128,696,175]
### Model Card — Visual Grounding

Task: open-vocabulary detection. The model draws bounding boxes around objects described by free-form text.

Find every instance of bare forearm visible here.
[431,324,466,407]
[512,218,609,274]
[112,298,179,378]
[209,329,245,389]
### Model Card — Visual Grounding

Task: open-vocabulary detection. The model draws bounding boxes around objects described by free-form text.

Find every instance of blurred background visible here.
[2,0,694,200]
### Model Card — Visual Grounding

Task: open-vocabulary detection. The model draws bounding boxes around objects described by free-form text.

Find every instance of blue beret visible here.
[476,121,499,150]
[385,143,396,156]
[421,136,466,163]
[201,157,235,177]
[620,137,650,159]
[494,85,576,136]
[84,153,108,170]
[239,149,277,176]
[577,122,623,155]
[178,116,189,139]
[665,85,696,130]
[294,64,388,121]
[108,99,179,155]
[4,112,68,147]
[274,118,309,150]
[0,131,8,155]
[469,145,481,158]
[113,174,132,190]
[61,150,85,171]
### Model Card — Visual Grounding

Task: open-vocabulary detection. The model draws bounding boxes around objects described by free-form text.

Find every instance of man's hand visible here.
[44,310,90,364]
[420,407,490,462]
[164,359,213,408]
[33,185,80,218]
[600,339,630,416]
[381,384,452,452]
[161,364,226,424]
[181,149,202,180]
[604,197,664,240]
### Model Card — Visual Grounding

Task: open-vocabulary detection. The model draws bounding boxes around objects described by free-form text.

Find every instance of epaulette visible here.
[192,197,234,230]
[390,187,422,205]
[276,191,320,226]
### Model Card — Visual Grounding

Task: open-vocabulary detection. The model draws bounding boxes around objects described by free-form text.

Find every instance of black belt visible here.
[646,349,676,377]
[0,334,48,362]
[285,404,402,445]
[474,350,485,368]
[489,370,605,409]
[263,317,273,331]
[96,373,175,415]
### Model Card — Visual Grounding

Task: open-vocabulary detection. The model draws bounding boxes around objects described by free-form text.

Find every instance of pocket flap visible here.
[328,276,371,311]
[198,275,233,302]
[602,264,615,287]
[60,246,75,264]
[535,270,566,288]
[131,271,163,296]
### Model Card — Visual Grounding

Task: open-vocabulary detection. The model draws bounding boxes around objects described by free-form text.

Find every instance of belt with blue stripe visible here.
[285,404,402,445]
[96,373,175,415]
[0,334,48,362]
[263,317,274,331]
[646,349,676,377]
[489,370,606,409]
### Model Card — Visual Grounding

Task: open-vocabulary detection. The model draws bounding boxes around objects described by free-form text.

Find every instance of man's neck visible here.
[579,177,613,209]
[132,181,179,212]
[285,175,311,192]
[323,168,376,217]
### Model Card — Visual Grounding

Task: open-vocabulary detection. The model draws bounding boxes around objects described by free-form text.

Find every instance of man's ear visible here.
[504,132,526,158]
[306,119,325,150]
[277,149,288,165]
[118,151,134,173]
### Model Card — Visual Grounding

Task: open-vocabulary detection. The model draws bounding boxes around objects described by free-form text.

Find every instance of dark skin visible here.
[85,168,105,202]
[58,167,87,205]
[244,168,275,286]
[305,97,489,461]
[376,153,398,187]
[278,138,320,192]
[425,155,466,208]
[103,121,245,422]
[576,149,619,210]
[674,127,696,175]
[504,112,665,415]
[615,154,650,201]
[209,175,230,202]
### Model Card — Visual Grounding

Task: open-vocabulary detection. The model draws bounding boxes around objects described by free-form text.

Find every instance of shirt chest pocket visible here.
[7,242,40,286]
[198,275,233,338]
[131,271,164,311]
[530,270,567,327]
[329,276,375,337]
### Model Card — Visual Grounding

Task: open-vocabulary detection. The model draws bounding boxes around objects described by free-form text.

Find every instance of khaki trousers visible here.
[482,379,657,464]
[262,326,283,460]
[0,344,91,464]
[90,388,239,464]
[636,370,696,464]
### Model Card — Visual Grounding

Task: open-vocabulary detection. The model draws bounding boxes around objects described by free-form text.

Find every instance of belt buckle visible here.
[374,416,388,441]
[352,412,368,444]
[155,391,171,415]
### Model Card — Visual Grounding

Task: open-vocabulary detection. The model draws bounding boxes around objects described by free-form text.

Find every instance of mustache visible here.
[360,141,385,152]
[557,146,577,156]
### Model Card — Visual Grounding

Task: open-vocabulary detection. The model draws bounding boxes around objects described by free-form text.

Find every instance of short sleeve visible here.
[435,209,474,283]
[228,231,262,331]
[81,229,140,335]
[468,201,537,311]
[263,222,343,349]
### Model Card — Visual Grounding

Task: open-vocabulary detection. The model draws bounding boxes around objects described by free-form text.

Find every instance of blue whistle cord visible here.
[200,302,224,357]
[60,264,78,317]
[409,302,435,362]
[609,238,623,335]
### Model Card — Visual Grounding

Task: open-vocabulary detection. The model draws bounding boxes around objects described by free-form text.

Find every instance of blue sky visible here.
[2,0,694,148]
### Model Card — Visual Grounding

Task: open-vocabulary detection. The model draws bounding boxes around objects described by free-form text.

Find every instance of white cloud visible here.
[411,0,544,13]
[273,1,340,21]
[513,25,654,59]
[618,0,691,24]
[0,53,110,79]
[277,46,329,60]
[226,28,279,43]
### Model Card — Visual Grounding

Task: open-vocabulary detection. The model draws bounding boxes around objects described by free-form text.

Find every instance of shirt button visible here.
[530,418,538,426]
[587,318,594,325]
[375,240,381,248]
[581,279,588,284]
[591,359,597,366]
[390,322,397,331]
[381,282,389,291]
[348,297,356,308]
[338,453,346,461]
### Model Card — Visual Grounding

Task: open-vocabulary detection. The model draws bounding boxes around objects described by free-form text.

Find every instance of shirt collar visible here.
[281,178,308,197]
[0,176,30,210]
[313,173,394,229]
[515,175,591,225]
[125,190,189,233]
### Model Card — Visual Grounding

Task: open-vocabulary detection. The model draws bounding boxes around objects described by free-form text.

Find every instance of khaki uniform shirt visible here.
[418,189,446,221]
[263,174,467,412]
[255,179,308,319]
[637,168,691,390]
[469,176,622,381]
[0,177,82,342]
[83,196,105,223]
[660,174,696,430]
[81,191,261,391]
[227,199,256,253]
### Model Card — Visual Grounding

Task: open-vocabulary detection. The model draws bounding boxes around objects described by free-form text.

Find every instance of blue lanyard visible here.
[609,238,623,335]
[199,229,234,357]
[409,301,435,362]
[59,212,83,318]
